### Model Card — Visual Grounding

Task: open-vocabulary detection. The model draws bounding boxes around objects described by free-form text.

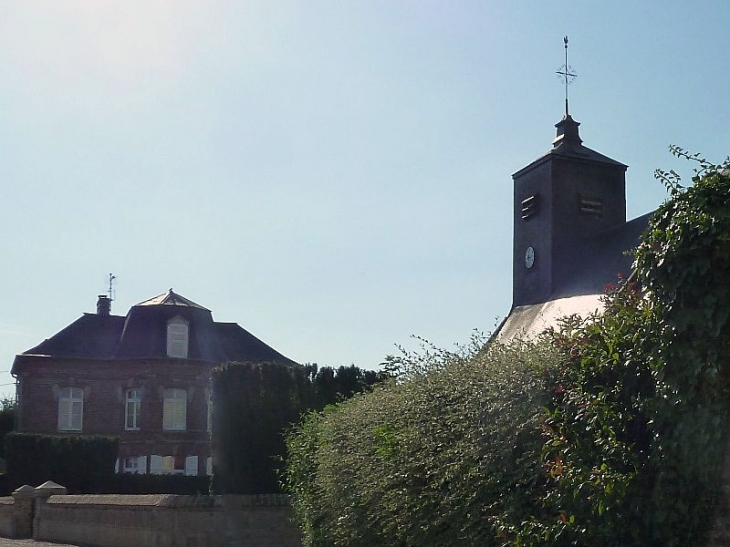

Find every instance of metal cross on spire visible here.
[556,36,577,117]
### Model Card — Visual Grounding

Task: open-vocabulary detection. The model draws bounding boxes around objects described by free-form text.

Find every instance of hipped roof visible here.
[13,290,296,372]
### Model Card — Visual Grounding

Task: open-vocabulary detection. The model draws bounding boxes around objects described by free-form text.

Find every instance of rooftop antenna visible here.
[108,273,116,301]
[556,36,577,117]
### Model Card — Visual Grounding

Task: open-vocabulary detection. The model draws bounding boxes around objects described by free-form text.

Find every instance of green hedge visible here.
[105,473,210,494]
[285,338,557,547]
[211,362,311,494]
[6,433,117,493]
[211,362,385,495]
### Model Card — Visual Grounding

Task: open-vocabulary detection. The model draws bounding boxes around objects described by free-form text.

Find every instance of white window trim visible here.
[163,388,187,431]
[58,387,83,431]
[206,391,213,432]
[123,456,145,474]
[147,455,199,475]
[125,389,142,430]
[166,316,189,358]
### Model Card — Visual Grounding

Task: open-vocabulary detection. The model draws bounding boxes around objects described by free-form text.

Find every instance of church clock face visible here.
[525,246,535,269]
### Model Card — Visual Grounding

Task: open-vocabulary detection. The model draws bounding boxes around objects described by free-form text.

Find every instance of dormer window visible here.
[166,317,189,358]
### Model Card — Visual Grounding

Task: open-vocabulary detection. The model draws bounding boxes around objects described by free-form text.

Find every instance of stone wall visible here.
[0,482,302,547]
[0,497,14,538]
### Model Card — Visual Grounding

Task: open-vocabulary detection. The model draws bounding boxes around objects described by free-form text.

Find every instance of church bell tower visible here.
[511,37,629,308]
[511,114,627,307]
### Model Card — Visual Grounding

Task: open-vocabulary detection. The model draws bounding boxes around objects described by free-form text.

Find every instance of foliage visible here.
[5,433,118,493]
[518,149,730,545]
[285,148,730,546]
[285,335,561,546]
[211,361,385,495]
[0,397,16,459]
[211,362,310,494]
[302,363,389,411]
[104,473,210,494]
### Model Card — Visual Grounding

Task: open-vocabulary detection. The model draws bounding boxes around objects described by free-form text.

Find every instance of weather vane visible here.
[556,36,577,117]
[108,273,116,301]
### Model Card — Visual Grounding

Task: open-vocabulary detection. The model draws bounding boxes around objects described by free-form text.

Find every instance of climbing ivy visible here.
[522,149,730,545]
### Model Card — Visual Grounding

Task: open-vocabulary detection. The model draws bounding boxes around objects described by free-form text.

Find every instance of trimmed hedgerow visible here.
[211,362,311,494]
[6,433,117,493]
[210,361,385,495]
[105,473,211,494]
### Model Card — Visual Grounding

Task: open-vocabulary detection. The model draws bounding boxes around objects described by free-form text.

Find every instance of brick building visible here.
[10,289,297,476]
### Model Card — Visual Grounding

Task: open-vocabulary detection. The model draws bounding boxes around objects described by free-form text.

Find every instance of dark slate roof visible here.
[135,290,209,310]
[552,212,653,299]
[513,115,627,178]
[21,313,126,360]
[13,290,296,371]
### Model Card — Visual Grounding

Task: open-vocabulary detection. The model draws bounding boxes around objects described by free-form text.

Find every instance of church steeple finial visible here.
[556,36,577,117]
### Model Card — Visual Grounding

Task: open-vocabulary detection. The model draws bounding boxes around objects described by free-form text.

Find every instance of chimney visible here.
[97,295,111,316]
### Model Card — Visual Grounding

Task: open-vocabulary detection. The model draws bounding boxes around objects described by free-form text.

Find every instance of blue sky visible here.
[1,1,728,397]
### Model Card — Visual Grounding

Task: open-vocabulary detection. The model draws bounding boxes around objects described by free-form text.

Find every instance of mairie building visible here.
[11,289,296,476]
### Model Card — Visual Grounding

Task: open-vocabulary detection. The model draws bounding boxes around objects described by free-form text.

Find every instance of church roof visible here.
[12,290,297,371]
[499,110,655,342]
[552,212,652,299]
[498,210,653,343]
[496,294,604,342]
[513,115,627,178]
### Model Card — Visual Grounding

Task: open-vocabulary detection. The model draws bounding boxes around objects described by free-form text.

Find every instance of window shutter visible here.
[185,456,198,476]
[150,455,164,474]
[138,456,148,475]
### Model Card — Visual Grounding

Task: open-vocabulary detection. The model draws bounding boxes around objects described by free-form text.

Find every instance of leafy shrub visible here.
[517,149,730,546]
[285,149,730,547]
[285,335,560,546]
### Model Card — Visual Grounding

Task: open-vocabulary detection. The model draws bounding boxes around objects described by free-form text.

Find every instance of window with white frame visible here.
[162,456,182,474]
[58,387,83,431]
[163,388,187,430]
[149,454,197,475]
[123,456,146,474]
[166,317,189,358]
[125,389,142,430]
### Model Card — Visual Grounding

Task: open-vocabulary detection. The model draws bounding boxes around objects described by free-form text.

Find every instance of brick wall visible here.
[17,357,216,475]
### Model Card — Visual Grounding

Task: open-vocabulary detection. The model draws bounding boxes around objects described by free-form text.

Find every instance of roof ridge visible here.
[134,289,209,311]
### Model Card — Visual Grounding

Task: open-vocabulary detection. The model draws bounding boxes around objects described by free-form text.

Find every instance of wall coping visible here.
[45,493,292,509]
